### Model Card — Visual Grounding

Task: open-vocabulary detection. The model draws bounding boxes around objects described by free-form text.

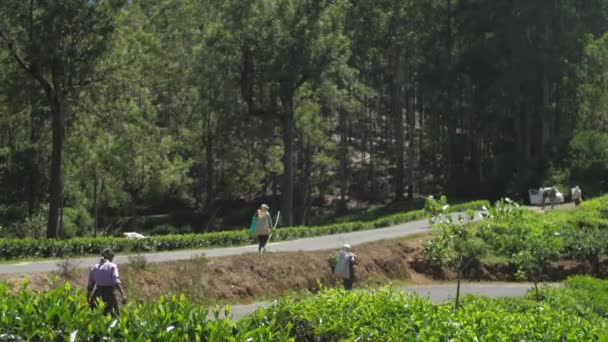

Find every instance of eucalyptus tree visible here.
[241,0,351,225]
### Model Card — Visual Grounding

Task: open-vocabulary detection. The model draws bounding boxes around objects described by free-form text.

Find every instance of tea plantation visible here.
[471,195,608,278]
[3,196,608,340]
[1,276,607,341]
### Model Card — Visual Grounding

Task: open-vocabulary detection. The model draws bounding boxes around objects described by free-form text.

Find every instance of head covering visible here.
[257,204,269,218]
[342,244,351,251]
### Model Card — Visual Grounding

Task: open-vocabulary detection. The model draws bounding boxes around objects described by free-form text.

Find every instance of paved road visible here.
[211,282,556,320]
[0,212,483,274]
[525,203,575,212]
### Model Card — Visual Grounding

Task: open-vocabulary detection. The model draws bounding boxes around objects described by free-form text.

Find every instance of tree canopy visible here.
[1,0,608,237]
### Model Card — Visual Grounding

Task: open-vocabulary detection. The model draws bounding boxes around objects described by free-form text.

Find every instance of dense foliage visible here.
[0,200,489,260]
[2,1,608,237]
[0,281,281,341]
[2,276,606,341]
[538,275,608,324]
[420,194,608,305]
[248,278,608,341]
[438,195,608,281]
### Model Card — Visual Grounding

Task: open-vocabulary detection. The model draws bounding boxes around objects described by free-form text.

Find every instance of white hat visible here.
[261,204,269,210]
[343,244,351,250]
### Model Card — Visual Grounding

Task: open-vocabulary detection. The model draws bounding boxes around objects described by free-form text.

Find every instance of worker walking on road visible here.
[572,186,583,207]
[334,244,358,290]
[87,248,127,316]
[251,204,273,259]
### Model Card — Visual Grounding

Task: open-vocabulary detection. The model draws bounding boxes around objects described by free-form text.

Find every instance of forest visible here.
[1,0,608,238]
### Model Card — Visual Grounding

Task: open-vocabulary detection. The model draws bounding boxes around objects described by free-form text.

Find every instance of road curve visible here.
[0,211,555,324]
[213,282,557,320]
[0,212,483,274]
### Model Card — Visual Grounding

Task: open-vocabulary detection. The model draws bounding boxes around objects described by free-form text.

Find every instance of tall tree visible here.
[0,0,125,237]
[244,0,351,225]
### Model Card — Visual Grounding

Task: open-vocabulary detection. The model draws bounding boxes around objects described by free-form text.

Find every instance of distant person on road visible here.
[87,248,127,316]
[572,186,583,207]
[542,186,558,210]
[251,204,273,258]
[334,244,358,290]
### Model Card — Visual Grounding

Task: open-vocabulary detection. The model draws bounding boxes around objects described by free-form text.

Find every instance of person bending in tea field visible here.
[251,204,273,258]
[334,244,358,290]
[87,248,127,316]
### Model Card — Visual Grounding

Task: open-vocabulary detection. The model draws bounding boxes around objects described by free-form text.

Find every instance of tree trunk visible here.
[407,90,415,201]
[338,106,348,214]
[472,136,482,192]
[26,0,42,218]
[362,98,368,170]
[447,0,452,58]
[205,110,214,209]
[444,0,453,191]
[455,268,461,310]
[521,105,531,166]
[539,71,550,160]
[272,173,278,202]
[393,89,404,201]
[59,196,65,237]
[369,98,376,193]
[27,103,43,217]
[281,94,295,227]
[418,88,424,194]
[47,95,65,239]
[93,172,98,237]
[303,142,313,225]
[241,43,255,115]
[294,136,305,225]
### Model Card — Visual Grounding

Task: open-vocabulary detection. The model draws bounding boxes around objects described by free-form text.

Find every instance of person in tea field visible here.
[87,248,127,316]
[572,186,583,207]
[250,204,273,258]
[334,244,358,290]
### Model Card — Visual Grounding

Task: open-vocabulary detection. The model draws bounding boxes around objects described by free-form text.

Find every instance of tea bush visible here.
[537,275,608,322]
[0,281,284,341]
[2,276,607,340]
[244,278,608,341]
[474,194,608,273]
[0,200,490,260]
[423,195,608,296]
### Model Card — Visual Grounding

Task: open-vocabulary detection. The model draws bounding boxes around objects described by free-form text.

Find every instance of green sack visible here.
[249,215,257,234]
